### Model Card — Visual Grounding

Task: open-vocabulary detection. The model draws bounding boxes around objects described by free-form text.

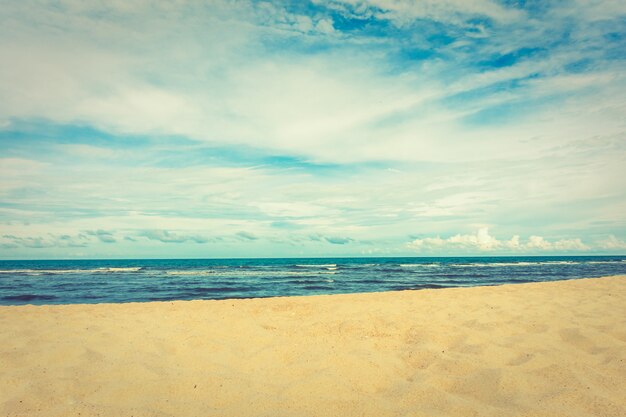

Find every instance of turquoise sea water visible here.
[0,256,624,305]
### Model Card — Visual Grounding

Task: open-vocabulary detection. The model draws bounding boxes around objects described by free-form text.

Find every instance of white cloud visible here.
[85,229,116,243]
[557,0,626,22]
[308,234,354,245]
[0,158,48,175]
[0,1,624,258]
[596,235,626,250]
[0,158,50,193]
[408,228,593,253]
[553,238,589,251]
[525,235,552,251]
[138,230,208,244]
[319,0,524,26]
[1,0,624,167]
[1,233,90,249]
[316,18,335,34]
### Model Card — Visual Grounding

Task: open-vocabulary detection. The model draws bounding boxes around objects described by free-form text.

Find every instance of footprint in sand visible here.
[559,328,604,354]
[507,352,534,366]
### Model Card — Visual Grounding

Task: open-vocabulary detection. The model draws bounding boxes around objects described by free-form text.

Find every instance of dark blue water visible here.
[0,256,624,305]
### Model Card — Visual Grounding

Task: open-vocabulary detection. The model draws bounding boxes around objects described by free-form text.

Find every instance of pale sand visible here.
[1,276,625,417]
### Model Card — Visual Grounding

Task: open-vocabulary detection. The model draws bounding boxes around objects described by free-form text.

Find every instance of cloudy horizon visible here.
[1,0,625,259]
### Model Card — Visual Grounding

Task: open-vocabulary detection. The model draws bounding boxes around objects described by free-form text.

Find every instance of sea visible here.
[0,256,624,305]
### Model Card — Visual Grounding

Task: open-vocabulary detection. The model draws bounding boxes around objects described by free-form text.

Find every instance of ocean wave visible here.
[451,262,536,267]
[165,270,337,277]
[1,294,58,301]
[586,261,625,264]
[105,267,143,272]
[0,267,142,275]
[451,261,583,268]
[399,263,441,268]
[166,270,216,276]
[302,285,334,291]
[295,264,337,268]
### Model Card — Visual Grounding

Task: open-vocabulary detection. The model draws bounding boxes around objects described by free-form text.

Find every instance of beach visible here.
[1,275,625,417]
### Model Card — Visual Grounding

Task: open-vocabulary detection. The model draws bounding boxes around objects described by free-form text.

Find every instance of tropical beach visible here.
[1,1,626,416]
[2,275,625,417]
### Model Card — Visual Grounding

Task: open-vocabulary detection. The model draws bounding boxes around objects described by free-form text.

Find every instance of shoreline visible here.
[1,275,625,416]
[0,274,621,308]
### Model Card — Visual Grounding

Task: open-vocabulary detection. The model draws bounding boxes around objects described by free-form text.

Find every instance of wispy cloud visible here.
[236,231,259,241]
[138,230,209,244]
[85,230,116,243]
[1,233,88,249]
[0,1,624,258]
[596,235,626,251]
[309,234,354,245]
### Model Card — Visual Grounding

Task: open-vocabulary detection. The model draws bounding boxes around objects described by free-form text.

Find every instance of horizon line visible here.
[1,254,625,262]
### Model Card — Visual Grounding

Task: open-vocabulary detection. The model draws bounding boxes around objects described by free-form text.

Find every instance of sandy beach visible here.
[1,276,625,417]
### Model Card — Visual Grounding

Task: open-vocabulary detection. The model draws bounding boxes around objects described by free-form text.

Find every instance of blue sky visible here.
[0,0,625,259]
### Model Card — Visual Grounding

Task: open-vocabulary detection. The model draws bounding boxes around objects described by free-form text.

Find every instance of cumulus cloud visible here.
[526,236,590,251]
[408,228,592,253]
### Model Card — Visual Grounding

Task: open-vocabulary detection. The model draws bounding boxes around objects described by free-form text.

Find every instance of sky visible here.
[0,0,625,259]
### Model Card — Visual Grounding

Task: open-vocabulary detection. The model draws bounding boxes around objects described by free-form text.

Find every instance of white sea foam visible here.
[451,261,583,268]
[0,269,45,274]
[166,270,216,276]
[165,270,337,277]
[454,262,537,267]
[587,261,623,264]
[295,264,337,268]
[105,267,142,272]
[0,267,334,277]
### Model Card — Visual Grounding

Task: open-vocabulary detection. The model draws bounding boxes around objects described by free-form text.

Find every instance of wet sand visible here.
[1,276,625,417]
